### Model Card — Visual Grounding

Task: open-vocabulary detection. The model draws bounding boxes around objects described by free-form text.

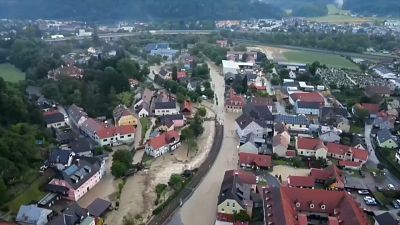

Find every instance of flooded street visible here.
[166,61,240,225]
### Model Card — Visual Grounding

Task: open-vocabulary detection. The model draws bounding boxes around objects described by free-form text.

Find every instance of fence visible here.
[146,122,224,225]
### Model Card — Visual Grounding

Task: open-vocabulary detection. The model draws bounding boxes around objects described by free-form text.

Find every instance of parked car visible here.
[358,190,369,195]
[388,184,395,190]
[376,186,384,192]
[392,200,400,209]
[364,196,377,205]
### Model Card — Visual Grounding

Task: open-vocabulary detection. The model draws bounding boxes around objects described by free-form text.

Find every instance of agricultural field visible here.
[0,63,26,83]
[282,51,360,70]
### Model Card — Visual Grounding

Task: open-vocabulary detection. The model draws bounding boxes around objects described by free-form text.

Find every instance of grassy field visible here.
[0,63,25,83]
[310,4,374,24]
[282,51,359,70]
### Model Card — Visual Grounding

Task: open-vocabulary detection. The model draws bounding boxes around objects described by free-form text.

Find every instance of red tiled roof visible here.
[177,71,187,79]
[278,187,369,225]
[250,83,267,90]
[360,103,380,114]
[43,110,60,116]
[239,153,272,168]
[226,170,257,185]
[182,100,193,112]
[286,150,296,157]
[326,143,349,156]
[290,92,324,104]
[148,130,180,150]
[288,176,315,188]
[352,148,368,161]
[338,160,362,168]
[297,137,326,151]
[97,125,135,139]
[310,166,345,189]
[225,89,246,107]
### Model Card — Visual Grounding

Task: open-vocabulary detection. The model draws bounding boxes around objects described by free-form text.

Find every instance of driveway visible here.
[364,124,379,164]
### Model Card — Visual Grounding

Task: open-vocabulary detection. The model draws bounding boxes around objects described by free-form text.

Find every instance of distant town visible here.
[0,14,400,225]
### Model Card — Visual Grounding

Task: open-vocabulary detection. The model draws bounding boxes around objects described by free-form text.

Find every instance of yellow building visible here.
[113,105,138,126]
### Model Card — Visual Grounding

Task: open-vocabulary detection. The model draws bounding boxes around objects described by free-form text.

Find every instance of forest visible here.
[0,0,283,21]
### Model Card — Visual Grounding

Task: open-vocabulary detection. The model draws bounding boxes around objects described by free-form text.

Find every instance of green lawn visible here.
[7,175,49,213]
[140,117,152,140]
[0,63,25,83]
[282,51,359,70]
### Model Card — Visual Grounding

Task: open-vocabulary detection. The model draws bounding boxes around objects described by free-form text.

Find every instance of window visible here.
[221,208,224,212]
[300,151,303,155]
[128,134,132,137]
[310,203,314,209]
[111,138,114,140]
[103,139,107,142]
[227,202,229,206]
[233,202,235,207]
[321,204,326,210]
[120,135,124,139]
[295,202,300,208]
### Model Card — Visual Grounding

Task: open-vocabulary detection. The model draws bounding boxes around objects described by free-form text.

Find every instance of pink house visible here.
[46,157,105,201]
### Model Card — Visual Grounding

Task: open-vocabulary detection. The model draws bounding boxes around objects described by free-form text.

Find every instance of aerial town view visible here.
[0,1,400,225]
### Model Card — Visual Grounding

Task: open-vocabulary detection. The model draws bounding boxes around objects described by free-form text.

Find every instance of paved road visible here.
[165,61,238,225]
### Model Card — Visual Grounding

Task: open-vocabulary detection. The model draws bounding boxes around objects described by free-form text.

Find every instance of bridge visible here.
[44,30,218,42]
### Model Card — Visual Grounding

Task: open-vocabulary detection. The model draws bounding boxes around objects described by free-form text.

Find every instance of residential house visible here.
[310,165,345,190]
[374,212,399,225]
[296,137,328,159]
[158,67,172,80]
[47,203,89,225]
[159,114,186,128]
[239,153,272,170]
[289,92,325,106]
[272,125,292,157]
[113,105,137,126]
[352,136,367,150]
[177,71,187,80]
[134,88,154,118]
[319,126,341,143]
[68,104,88,128]
[95,125,135,147]
[319,106,349,126]
[16,205,52,225]
[154,101,178,116]
[250,96,274,112]
[156,118,174,132]
[48,149,75,170]
[275,114,309,132]
[187,80,204,92]
[181,100,193,117]
[216,39,228,48]
[295,101,322,116]
[235,104,274,138]
[46,157,105,201]
[337,117,350,133]
[356,103,380,117]
[327,143,369,168]
[150,49,178,61]
[217,170,256,223]
[43,111,66,128]
[68,138,93,157]
[86,198,112,218]
[48,64,84,80]
[261,186,369,225]
[225,89,246,113]
[287,176,315,189]
[364,85,392,98]
[80,118,104,140]
[145,130,180,158]
[373,113,395,130]
[239,133,266,154]
[377,129,398,149]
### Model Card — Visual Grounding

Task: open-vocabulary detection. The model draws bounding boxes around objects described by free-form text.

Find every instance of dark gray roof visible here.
[377,129,396,143]
[160,114,184,121]
[320,107,349,123]
[68,104,87,124]
[49,149,73,165]
[374,212,398,225]
[55,156,102,190]
[235,114,254,130]
[154,101,176,110]
[218,171,252,207]
[275,114,309,126]
[297,101,321,109]
[87,198,112,217]
[245,73,257,81]
[48,203,87,225]
[16,204,52,224]
[69,138,93,154]
[242,103,274,128]
[44,112,65,125]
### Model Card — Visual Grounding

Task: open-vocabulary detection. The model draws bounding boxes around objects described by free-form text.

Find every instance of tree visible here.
[181,127,195,141]
[197,108,207,117]
[172,65,178,81]
[113,149,133,167]
[117,58,140,79]
[115,92,134,107]
[168,174,183,190]
[0,178,8,203]
[354,107,370,122]
[233,210,250,222]
[111,161,128,178]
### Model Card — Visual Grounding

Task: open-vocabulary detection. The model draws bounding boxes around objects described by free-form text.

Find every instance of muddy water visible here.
[166,61,240,225]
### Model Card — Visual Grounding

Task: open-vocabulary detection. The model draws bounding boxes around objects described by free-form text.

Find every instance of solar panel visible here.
[64,165,79,175]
